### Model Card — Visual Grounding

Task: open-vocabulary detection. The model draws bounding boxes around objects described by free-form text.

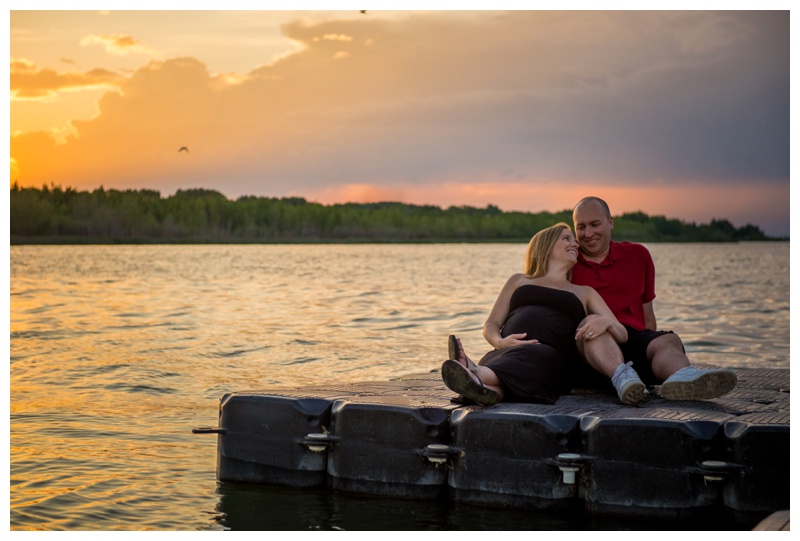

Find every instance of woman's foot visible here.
[441,359,501,406]
[448,335,480,376]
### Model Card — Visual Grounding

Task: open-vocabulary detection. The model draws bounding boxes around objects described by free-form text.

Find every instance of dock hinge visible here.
[694,460,741,483]
[547,453,592,485]
[192,426,228,435]
[303,432,338,452]
[418,444,462,464]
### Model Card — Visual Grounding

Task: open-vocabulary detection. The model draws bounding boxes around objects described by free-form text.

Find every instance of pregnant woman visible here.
[442,222,644,406]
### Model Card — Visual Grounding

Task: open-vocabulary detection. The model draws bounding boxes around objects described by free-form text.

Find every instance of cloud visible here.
[10,11,789,234]
[316,33,354,42]
[80,33,156,56]
[10,58,125,99]
[12,57,221,184]
[662,11,758,54]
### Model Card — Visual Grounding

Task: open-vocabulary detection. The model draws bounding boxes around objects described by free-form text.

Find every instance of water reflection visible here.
[214,482,761,531]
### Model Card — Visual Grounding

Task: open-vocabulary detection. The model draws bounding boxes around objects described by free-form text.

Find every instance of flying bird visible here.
[178,146,189,153]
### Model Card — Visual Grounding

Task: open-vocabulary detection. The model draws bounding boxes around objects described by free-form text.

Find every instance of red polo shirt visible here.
[571,241,656,331]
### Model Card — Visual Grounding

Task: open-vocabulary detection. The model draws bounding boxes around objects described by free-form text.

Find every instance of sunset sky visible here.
[8,5,792,236]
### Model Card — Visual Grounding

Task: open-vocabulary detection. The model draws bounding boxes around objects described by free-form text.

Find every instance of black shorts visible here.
[621,326,683,385]
[572,325,683,389]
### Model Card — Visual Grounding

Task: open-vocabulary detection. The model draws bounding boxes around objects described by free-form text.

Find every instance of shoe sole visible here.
[619,381,646,406]
[448,335,480,373]
[659,370,738,400]
[448,335,458,361]
[441,360,500,406]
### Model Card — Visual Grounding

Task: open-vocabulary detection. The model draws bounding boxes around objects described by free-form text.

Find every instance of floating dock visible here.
[194,366,789,524]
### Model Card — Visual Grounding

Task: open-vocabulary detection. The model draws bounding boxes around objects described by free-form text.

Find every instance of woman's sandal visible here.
[448,335,481,376]
[441,359,501,406]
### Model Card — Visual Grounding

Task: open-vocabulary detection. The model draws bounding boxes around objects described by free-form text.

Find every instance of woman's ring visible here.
[588,332,593,337]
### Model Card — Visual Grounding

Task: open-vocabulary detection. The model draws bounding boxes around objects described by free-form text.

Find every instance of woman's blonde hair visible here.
[523,222,573,278]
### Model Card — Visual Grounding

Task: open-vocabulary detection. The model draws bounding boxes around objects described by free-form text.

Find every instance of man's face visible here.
[573,202,613,259]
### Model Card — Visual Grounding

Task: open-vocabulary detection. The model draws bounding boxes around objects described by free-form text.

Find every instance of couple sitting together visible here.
[442,196,738,406]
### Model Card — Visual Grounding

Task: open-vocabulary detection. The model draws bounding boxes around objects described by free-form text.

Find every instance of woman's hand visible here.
[582,288,628,344]
[575,317,611,342]
[495,332,539,349]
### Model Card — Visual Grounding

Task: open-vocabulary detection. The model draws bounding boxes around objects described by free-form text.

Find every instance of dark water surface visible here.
[9,243,789,530]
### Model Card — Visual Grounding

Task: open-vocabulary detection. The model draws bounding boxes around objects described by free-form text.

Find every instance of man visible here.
[571,196,737,405]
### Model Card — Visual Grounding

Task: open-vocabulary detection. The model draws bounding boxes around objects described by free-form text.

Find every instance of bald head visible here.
[573,196,611,220]
[572,196,614,262]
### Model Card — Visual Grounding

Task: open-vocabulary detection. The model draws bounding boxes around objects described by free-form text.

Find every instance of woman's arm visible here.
[482,274,539,349]
[577,287,628,343]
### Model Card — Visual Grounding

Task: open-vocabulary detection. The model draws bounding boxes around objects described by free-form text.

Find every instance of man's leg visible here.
[578,331,625,378]
[647,332,737,400]
[646,332,690,382]
[577,315,645,405]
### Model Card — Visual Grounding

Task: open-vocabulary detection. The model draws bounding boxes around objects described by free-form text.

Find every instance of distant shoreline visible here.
[11,186,783,243]
[10,236,788,246]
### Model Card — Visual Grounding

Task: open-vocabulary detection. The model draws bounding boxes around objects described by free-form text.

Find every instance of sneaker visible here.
[611,362,647,405]
[659,367,737,400]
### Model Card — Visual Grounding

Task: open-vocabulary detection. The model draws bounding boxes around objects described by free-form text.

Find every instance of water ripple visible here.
[104,383,177,394]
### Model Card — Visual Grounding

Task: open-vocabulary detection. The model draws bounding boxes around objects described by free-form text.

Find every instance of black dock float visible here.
[194,367,789,521]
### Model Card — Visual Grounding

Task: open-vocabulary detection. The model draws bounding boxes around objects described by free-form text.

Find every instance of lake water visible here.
[9,242,790,530]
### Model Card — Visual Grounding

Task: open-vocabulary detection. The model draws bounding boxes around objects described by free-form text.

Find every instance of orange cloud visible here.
[10,58,124,99]
[80,34,154,56]
[316,33,354,42]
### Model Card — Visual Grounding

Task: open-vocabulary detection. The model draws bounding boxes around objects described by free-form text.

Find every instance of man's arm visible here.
[643,301,657,331]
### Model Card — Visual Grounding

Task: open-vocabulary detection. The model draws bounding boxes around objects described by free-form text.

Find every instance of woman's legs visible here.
[451,337,505,398]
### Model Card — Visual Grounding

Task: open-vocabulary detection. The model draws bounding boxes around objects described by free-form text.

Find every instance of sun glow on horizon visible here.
[304,179,788,232]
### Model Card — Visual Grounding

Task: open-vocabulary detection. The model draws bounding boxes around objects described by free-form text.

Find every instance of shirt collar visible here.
[578,240,620,266]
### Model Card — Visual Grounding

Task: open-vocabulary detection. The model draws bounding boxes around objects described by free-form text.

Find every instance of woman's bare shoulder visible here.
[569,283,594,301]
[505,273,533,287]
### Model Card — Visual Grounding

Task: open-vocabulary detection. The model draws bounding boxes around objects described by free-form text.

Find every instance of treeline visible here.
[10,184,776,244]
